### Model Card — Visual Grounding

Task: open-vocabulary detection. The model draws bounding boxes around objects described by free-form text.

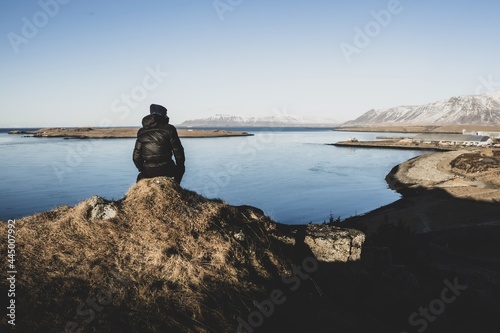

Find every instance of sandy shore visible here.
[8,127,254,138]
[388,148,500,202]
[342,148,500,234]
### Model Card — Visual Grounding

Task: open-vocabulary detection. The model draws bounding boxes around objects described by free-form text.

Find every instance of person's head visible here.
[150,104,167,118]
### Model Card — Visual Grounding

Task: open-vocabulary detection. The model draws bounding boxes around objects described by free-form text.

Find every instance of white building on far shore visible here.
[462,129,500,138]
[413,134,493,147]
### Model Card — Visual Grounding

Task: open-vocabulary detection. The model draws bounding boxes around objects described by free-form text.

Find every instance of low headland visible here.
[331,125,500,151]
[341,148,500,233]
[331,140,459,151]
[1,133,499,332]
[8,127,254,138]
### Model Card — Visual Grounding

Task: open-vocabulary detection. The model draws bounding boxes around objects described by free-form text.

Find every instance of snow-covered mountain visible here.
[179,114,340,127]
[345,91,500,125]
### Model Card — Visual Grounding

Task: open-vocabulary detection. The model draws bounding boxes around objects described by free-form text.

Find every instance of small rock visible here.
[86,195,117,221]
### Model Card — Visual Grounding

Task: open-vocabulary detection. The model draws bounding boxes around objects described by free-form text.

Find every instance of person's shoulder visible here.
[159,122,178,132]
[142,114,161,128]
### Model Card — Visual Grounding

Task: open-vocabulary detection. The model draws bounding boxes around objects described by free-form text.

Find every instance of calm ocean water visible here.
[0,128,424,224]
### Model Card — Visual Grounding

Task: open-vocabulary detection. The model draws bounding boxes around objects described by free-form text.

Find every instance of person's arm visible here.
[170,126,185,167]
[132,140,144,171]
[169,126,185,183]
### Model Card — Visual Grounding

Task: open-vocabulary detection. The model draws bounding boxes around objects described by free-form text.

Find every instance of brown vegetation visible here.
[0,177,363,333]
[0,178,284,332]
[450,149,500,174]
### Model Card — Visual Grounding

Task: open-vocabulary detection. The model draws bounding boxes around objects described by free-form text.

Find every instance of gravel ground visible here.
[347,148,500,234]
[391,148,500,202]
[405,151,464,184]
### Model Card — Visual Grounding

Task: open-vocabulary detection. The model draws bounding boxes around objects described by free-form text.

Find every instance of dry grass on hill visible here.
[0,178,296,333]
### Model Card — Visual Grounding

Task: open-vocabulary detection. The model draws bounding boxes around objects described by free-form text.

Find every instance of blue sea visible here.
[0,128,424,224]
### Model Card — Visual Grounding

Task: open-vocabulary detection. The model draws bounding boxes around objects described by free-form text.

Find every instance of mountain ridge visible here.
[345,91,500,126]
[179,114,340,127]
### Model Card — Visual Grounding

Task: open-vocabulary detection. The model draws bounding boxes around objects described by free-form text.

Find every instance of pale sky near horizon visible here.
[1,0,500,127]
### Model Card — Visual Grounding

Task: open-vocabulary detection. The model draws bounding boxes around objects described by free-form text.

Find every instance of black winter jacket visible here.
[133,114,185,172]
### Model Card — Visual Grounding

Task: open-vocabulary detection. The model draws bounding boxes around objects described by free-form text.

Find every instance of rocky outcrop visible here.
[304,225,364,262]
[86,195,118,221]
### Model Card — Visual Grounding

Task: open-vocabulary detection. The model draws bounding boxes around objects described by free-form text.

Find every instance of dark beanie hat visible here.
[150,104,167,117]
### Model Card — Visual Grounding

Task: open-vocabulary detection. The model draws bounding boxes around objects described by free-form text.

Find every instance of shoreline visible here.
[7,127,254,139]
[330,140,458,151]
[341,148,500,234]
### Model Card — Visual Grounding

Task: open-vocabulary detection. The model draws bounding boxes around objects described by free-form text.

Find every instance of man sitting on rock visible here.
[133,104,185,184]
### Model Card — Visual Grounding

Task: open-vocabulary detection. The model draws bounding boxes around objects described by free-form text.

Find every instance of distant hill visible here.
[179,114,340,127]
[345,91,500,126]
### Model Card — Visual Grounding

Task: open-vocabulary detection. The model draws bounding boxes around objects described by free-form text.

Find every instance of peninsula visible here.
[342,148,500,233]
[331,130,499,151]
[330,140,458,151]
[8,127,254,138]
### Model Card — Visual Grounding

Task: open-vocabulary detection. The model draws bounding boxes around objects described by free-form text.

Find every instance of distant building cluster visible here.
[462,129,500,138]
[412,133,494,147]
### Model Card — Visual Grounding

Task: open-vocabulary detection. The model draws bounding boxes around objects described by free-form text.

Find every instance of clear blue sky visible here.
[1,0,499,127]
